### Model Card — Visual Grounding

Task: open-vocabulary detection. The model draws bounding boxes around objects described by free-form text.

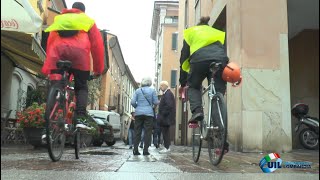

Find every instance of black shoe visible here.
[129,146,132,149]
[155,144,159,149]
[188,108,204,123]
[143,151,150,156]
[139,144,143,148]
[133,150,141,155]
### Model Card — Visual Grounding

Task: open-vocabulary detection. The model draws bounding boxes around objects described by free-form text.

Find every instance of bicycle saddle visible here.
[56,60,72,70]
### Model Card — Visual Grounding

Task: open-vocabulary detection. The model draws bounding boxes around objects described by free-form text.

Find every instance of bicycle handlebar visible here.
[179,86,188,101]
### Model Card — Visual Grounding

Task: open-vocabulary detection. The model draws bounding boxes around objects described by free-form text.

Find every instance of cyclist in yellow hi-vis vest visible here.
[42,2,105,120]
[179,16,229,124]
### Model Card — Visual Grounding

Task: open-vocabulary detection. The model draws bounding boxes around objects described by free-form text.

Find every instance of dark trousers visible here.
[187,60,227,112]
[161,126,171,149]
[153,128,161,146]
[51,69,89,116]
[134,115,153,152]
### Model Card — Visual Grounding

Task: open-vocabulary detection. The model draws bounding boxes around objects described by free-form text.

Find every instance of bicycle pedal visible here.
[188,123,199,128]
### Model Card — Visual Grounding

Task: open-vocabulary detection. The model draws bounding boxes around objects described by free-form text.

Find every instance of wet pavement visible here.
[1,141,319,179]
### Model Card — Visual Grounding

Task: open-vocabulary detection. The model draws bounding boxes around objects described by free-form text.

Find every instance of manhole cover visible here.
[81,151,118,155]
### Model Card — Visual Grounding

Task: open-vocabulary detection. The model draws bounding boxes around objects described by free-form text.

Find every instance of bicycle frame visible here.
[49,71,76,126]
[186,63,229,165]
[46,66,82,161]
[180,63,226,132]
[200,66,225,138]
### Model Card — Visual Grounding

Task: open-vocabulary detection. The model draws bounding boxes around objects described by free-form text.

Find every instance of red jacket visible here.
[42,9,105,75]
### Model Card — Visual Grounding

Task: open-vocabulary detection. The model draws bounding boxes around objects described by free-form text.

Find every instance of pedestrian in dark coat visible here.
[158,81,176,153]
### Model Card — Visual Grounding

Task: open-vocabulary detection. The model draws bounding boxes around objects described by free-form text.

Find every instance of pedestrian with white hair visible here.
[131,77,159,155]
[158,81,176,153]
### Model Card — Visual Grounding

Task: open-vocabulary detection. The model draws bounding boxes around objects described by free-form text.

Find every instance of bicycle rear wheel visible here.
[191,122,202,162]
[45,83,66,162]
[207,92,227,166]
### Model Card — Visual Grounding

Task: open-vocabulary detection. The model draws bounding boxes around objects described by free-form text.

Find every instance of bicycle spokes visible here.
[208,130,226,160]
[207,92,227,166]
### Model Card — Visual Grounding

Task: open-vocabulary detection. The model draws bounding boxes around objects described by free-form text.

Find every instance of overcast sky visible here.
[65,0,155,83]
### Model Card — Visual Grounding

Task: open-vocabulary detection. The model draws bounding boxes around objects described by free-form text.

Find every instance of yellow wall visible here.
[99,34,122,112]
[162,25,179,89]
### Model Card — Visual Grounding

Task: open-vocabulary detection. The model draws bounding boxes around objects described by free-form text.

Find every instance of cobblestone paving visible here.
[1,143,319,174]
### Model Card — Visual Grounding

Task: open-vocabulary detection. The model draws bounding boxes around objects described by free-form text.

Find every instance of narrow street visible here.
[1,141,319,180]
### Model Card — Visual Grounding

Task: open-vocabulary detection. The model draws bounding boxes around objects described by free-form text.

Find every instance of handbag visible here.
[141,89,156,119]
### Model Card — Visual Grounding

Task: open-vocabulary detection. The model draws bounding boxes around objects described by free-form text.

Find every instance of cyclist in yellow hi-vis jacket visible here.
[179,16,229,123]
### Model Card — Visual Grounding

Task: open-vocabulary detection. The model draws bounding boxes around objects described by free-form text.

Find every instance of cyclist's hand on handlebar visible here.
[178,85,187,99]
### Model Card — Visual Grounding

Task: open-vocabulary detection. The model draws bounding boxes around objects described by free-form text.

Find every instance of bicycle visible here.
[45,60,97,162]
[181,62,228,166]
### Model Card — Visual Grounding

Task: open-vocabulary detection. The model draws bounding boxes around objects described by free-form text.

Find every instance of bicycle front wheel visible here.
[45,83,66,162]
[192,122,202,163]
[74,127,80,159]
[207,92,227,166]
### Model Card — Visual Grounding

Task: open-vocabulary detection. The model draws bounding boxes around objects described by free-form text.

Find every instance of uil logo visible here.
[259,153,282,173]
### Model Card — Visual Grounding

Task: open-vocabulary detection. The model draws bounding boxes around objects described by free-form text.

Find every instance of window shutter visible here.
[170,70,177,88]
[172,33,178,50]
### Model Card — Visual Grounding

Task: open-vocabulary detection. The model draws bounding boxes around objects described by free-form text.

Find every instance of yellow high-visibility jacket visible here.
[182,25,225,72]
[45,12,94,32]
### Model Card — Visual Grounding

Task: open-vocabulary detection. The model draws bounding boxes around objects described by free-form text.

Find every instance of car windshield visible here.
[93,116,108,123]
[92,117,105,125]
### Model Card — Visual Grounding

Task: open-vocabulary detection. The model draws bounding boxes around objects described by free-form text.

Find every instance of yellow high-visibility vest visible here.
[45,13,95,32]
[182,25,225,72]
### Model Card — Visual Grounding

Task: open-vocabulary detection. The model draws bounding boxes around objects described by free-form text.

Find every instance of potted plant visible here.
[87,121,99,146]
[16,102,46,147]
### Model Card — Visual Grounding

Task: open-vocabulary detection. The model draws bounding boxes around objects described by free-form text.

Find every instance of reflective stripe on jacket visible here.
[182,25,225,72]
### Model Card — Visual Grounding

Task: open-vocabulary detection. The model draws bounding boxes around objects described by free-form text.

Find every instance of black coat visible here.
[158,89,176,127]
[179,40,228,86]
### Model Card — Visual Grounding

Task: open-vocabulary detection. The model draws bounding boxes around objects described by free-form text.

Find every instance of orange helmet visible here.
[222,62,242,87]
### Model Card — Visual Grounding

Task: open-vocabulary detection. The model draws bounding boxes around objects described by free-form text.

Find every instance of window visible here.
[164,17,173,24]
[172,16,179,23]
[164,16,178,24]
[26,86,34,108]
[172,32,178,50]
[49,0,57,10]
[49,0,66,12]
[170,70,177,88]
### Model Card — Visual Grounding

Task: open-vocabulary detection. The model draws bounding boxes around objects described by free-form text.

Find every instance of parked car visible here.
[89,115,116,147]
[88,110,121,140]
[121,112,131,145]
